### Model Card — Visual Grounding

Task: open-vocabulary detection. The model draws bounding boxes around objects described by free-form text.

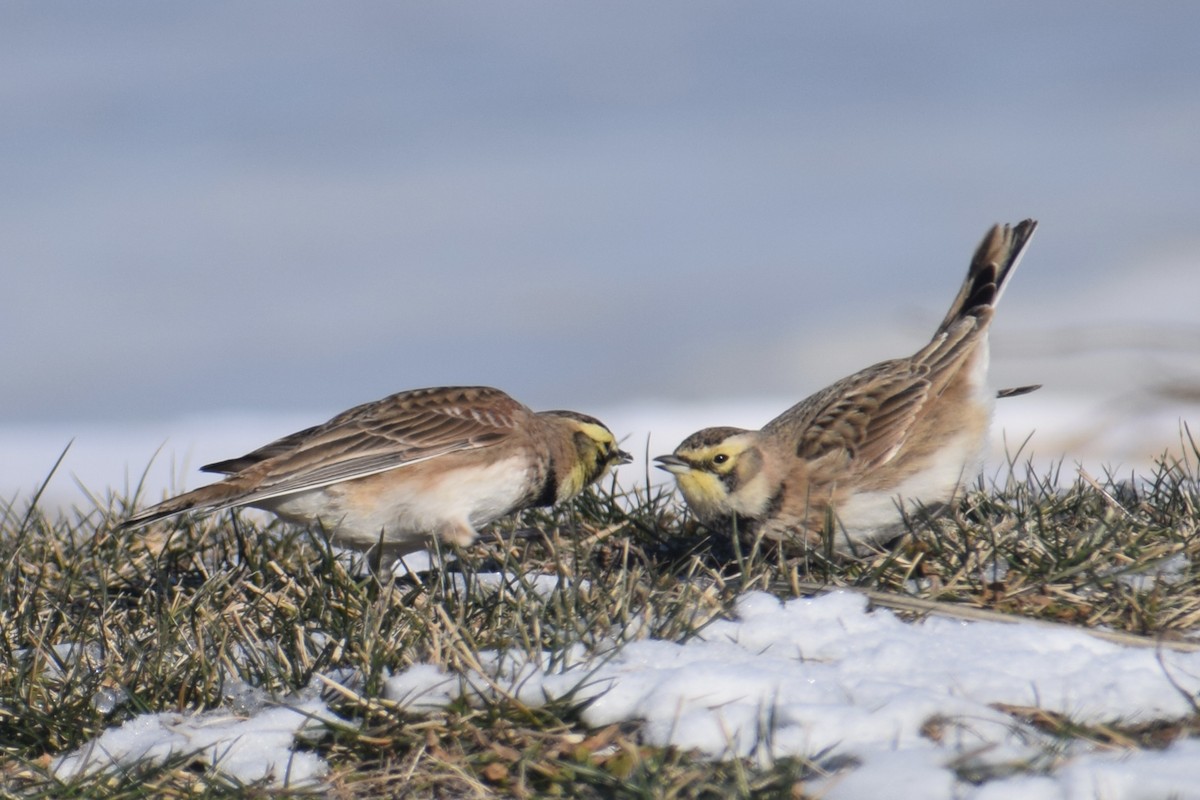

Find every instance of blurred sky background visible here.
[4,2,1200,504]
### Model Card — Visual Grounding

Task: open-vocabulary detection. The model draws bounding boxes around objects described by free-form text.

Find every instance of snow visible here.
[53,692,334,789]
[9,395,1200,793]
[1117,552,1191,592]
[1056,741,1200,800]
[37,560,1200,796]
[379,590,1200,797]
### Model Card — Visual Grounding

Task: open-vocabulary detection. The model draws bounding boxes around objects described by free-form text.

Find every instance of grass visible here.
[2,440,1200,798]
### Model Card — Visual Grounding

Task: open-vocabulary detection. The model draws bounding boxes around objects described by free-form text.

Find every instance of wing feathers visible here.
[126,386,531,522]
[785,368,932,470]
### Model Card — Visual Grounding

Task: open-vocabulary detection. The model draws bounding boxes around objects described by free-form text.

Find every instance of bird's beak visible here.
[653,454,689,475]
[615,449,634,465]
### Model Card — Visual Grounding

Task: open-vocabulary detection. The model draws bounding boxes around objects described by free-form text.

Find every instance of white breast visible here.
[837,361,995,550]
[261,455,534,552]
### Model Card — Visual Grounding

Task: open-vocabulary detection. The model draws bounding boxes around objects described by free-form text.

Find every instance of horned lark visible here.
[121,386,631,568]
[655,220,1038,556]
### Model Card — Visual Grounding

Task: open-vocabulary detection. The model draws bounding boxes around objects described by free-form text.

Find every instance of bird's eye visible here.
[712,453,729,466]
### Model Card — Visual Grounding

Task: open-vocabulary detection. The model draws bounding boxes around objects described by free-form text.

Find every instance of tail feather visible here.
[937,219,1037,334]
[118,482,246,530]
[996,384,1041,399]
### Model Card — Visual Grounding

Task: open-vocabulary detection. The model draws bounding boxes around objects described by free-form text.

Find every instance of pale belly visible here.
[257,456,534,554]
[834,392,992,551]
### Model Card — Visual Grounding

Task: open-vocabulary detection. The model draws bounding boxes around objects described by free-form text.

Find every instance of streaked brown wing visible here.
[774,311,987,472]
[765,362,932,470]
[220,386,529,504]
[201,424,323,474]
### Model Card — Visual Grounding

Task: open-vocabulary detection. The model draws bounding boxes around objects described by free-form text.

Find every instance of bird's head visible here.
[540,411,632,502]
[654,427,774,524]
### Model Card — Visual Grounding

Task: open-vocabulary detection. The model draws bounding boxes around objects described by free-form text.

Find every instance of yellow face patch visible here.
[558,419,629,502]
[661,430,772,521]
[676,439,748,475]
[671,467,734,518]
[667,439,749,513]
[577,421,617,453]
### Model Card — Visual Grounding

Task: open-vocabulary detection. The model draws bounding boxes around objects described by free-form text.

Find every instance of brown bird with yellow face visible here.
[121,386,631,570]
[655,220,1038,556]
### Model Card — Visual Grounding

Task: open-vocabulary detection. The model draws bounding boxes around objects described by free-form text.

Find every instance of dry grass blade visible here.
[3,449,1200,796]
[793,581,1200,652]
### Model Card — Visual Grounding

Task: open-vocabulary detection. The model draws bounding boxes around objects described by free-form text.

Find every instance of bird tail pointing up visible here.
[937,219,1038,335]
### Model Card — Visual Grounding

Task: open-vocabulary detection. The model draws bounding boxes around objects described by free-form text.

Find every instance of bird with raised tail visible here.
[655,220,1039,557]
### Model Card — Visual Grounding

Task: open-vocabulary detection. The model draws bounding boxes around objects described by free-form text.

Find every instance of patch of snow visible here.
[1116,552,1191,592]
[90,686,130,715]
[16,395,1200,794]
[1056,739,1200,800]
[53,692,335,789]
[385,664,460,713]
[381,590,1200,796]
[391,549,435,577]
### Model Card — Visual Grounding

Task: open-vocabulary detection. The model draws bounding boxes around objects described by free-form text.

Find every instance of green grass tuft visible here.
[3,448,1200,797]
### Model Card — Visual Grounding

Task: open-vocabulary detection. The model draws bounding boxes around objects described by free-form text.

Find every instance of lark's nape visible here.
[120,386,631,572]
[656,220,1039,558]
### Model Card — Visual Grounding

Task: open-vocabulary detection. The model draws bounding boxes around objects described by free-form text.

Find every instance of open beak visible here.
[615,449,634,465]
[653,454,690,475]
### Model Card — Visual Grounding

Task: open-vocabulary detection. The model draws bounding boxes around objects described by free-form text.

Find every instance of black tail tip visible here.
[996,384,1042,399]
